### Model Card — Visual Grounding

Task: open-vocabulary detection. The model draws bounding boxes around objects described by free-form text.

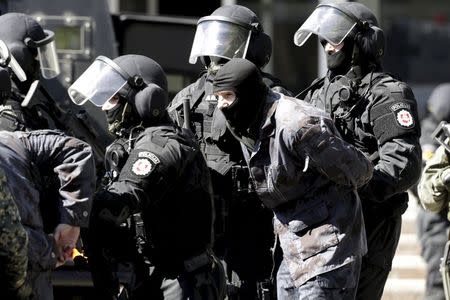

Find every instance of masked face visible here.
[213,58,268,134]
[103,96,138,136]
[216,89,249,130]
[204,56,229,76]
[323,40,354,75]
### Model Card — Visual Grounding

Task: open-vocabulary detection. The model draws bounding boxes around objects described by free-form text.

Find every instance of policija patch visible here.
[390,102,415,129]
[131,151,160,177]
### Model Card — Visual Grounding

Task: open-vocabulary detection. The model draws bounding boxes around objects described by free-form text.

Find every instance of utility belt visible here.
[231,164,255,197]
[129,213,215,277]
[362,192,408,221]
[226,278,275,300]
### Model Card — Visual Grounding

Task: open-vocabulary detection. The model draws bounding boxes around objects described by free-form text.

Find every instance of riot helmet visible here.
[0,40,28,102]
[69,54,169,132]
[0,13,60,85]
[294,2,384,68]
[189,5,272,69]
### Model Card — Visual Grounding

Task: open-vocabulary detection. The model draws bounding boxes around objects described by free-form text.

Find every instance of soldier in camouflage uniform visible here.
[0,169,30,299]
[416,83,450,300]
[0,130,96,300]
[212,58,373,299]
[418,141,450,215]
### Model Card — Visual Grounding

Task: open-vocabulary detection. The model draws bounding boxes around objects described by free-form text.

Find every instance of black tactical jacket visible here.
[304,70,422,221]
[99,125,214,272]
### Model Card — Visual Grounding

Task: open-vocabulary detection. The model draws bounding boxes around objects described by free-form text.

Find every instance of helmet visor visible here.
[189,17,252,64]
[32,30,61,79]
[294,5,358,47]
[0,40,27,82]
[37,40,60,79]
[68,56,128,106]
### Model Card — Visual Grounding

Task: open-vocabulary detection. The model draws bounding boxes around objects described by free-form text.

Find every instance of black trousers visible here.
[356,214,402,300]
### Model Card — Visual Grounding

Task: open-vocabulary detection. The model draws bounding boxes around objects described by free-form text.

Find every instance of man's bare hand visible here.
[53,223,80,266]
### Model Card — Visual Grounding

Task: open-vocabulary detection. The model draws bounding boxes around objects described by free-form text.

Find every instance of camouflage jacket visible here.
[245,92,372,287]
[0,168,29,295]
[418,144,450,213]
[0,130,96,271]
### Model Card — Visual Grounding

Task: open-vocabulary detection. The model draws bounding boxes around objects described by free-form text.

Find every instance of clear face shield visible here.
[0,40,27,82]
[189,16,253,65]
[293,4,359,47]
[68,56,129,107]
[24,29,60,79]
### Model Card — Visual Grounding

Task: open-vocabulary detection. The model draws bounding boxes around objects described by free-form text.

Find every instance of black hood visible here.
[213,58,268,134]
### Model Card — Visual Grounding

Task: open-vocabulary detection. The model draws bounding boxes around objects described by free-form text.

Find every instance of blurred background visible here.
[3,0,449,115]
[1,0,448,299]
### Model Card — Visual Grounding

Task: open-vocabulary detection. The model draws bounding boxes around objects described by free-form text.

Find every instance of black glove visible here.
[91,189,131,226]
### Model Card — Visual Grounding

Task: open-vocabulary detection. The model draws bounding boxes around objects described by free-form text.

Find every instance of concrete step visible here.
[382,279,425,300]
[382,195,425,299]
[402,206,420,235]
[395,233,422,255]
[389,255,426,279]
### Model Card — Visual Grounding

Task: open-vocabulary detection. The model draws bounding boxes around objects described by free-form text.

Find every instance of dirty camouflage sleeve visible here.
[0,168,28,292]
[418,145,450,213]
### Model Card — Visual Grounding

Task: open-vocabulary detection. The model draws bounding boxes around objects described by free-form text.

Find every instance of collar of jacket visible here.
[259,90,281,141]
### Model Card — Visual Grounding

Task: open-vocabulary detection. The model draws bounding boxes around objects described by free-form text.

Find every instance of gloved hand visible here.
[91,189,131,226]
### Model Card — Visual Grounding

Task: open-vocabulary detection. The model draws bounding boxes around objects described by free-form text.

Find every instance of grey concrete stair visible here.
[382,196,426,300]
[382,195,426,300]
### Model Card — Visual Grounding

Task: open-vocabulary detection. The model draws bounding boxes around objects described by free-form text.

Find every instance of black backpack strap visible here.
[295,77,325,99]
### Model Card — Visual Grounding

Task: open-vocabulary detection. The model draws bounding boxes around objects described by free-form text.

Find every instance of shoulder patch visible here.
[389,102,415,129]
[130,151,160,177]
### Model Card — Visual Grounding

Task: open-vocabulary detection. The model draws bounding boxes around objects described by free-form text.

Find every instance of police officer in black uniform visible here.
[417,83,450,300]
[167,5,291,299]
[69,54,224,299]
[0,12,60,131]
[294,2,422,300]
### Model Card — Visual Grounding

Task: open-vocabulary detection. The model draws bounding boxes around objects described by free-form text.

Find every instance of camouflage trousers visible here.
[0,169,29,298]
[276,258,361,300]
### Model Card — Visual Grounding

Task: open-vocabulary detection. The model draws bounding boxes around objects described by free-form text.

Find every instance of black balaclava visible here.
[107,55,168,135]
[323,37,355,76]
[213,58,268,136]
[326,2,384,78]
[0,67,11,103]
[0,13,46,94]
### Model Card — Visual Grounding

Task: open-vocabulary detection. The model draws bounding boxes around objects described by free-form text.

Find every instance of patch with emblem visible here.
[389,102,415,129]
[130,151,160,177]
